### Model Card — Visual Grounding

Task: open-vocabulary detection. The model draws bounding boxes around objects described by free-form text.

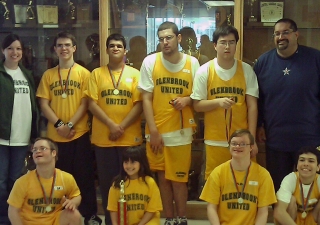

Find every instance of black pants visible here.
[94,146,127,225]
[56,132,97,219]
[265,146,298,192]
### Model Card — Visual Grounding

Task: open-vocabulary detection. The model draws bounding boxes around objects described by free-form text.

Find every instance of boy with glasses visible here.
[200,129,276,225]
[8,137,82,225]
[254,18,320,192]
[138,21,200,225]
[191,25,259,180]
[37,31,101,225]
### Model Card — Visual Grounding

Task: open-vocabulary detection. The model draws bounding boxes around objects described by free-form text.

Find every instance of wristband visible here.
[54,119,64,128]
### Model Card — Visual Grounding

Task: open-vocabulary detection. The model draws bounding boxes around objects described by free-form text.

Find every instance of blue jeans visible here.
[0,145,28,224]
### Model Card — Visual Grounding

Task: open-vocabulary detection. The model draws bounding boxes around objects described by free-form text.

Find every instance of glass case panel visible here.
[110,0,235,69]
[243,0,320,64]
[0,0,100,86]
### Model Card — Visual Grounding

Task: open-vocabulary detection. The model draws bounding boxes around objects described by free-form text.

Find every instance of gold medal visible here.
[180,130,184,135]
[113,89,119,95]
[46,206,52,212]
[62,93,67,99]
[301,211,307,219]
[238,198,244,204]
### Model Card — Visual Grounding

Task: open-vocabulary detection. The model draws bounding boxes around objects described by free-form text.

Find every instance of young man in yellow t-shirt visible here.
[191,25,259,179]
[8,137,82,225]
[85,33,143,225]
[37,31,101,225]
[138,21,200,225]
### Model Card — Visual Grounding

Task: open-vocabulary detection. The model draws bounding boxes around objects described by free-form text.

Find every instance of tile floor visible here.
[89,216,275,225]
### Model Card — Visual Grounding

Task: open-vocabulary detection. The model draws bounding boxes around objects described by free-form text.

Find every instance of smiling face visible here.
[297,153,320,183]
[54,37,76,62]
[273,22,299,53]
[107,39,126,63]
[32,139,56,165]
[123,159,140,180]
[229,134,252,159]
[2,40,22,66]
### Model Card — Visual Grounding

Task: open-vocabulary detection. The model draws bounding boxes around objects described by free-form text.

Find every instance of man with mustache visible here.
[254,18,320,192]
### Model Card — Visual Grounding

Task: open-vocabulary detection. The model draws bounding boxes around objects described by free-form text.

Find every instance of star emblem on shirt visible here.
[283,67,290,76]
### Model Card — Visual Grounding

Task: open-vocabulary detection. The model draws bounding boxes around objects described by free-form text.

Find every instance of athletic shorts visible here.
[146,143,191,182]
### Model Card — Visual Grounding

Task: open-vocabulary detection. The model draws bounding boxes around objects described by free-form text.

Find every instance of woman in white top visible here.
[0,33,39,225]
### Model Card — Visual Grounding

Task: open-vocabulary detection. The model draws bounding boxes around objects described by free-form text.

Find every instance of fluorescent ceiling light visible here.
[202,1,235,6]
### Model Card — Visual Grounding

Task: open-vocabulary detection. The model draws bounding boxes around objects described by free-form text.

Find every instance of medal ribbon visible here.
[169,99,184,131]
[36,169,56,208]
[230,161,251,200]
[58,63,74,95]
[107,64,125,91]
[299,178,314,214]
[225,108,232,142]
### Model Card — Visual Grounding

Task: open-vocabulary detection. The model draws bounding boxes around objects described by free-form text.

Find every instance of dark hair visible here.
[297,146,320,164]
[201,34,210,42]
[53,31,77,47]
[129,36,146,48]
[112,146,153,189]
[106,33,126,49]
[34,137,59,161]
[158,21,179,36]
[1,33,23,50]
[229,129,254,145]
[212,25,239,44]
[274,18,298,32]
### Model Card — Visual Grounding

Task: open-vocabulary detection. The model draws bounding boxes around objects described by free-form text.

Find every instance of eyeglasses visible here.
[273,30,294,38]
[31,146,51,153]
[158,35,175,43]
[217,40,236,47]
[230,142,251,148]
[56,43,74,49]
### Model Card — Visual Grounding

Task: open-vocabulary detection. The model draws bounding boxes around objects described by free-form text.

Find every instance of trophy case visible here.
[0,0,100,84]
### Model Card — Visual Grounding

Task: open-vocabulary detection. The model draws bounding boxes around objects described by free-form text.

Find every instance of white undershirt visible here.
[0,66,32,146]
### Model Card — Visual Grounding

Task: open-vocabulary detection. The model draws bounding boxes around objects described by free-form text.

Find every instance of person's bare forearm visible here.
[8,206,23,225]
[88,99,115,128]
[137,212,155,225]
[120,101,143,129]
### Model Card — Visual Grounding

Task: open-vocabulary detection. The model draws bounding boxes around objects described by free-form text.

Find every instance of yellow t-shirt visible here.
[200,160,277,225]
[107,176,162,225]
[205,60,248,142]
[37,63,90,142]
[146,53,195,134]
[293,172,319,225]
[7,169,80,225]
[85,65,142,147]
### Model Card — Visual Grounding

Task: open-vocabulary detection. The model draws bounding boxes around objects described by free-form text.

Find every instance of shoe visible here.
[84,215,102,225]
[175,217,188,225]
[164,218,176,225]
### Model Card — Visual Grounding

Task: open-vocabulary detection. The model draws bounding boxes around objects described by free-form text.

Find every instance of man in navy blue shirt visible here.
[254,18,320,191]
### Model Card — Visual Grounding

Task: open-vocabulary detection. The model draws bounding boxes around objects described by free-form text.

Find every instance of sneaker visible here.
[164,218,176,225]
[84,215,102,225]
[175,217,188,225]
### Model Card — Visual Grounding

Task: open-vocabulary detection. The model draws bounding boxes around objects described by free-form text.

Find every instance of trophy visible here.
[0,0,10,20]
[248,0,257,22]
[26,0,35,20]
[227,14,232,26]
[186,37,193,55]
[118,180,127,225]
[67,0,76,20]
